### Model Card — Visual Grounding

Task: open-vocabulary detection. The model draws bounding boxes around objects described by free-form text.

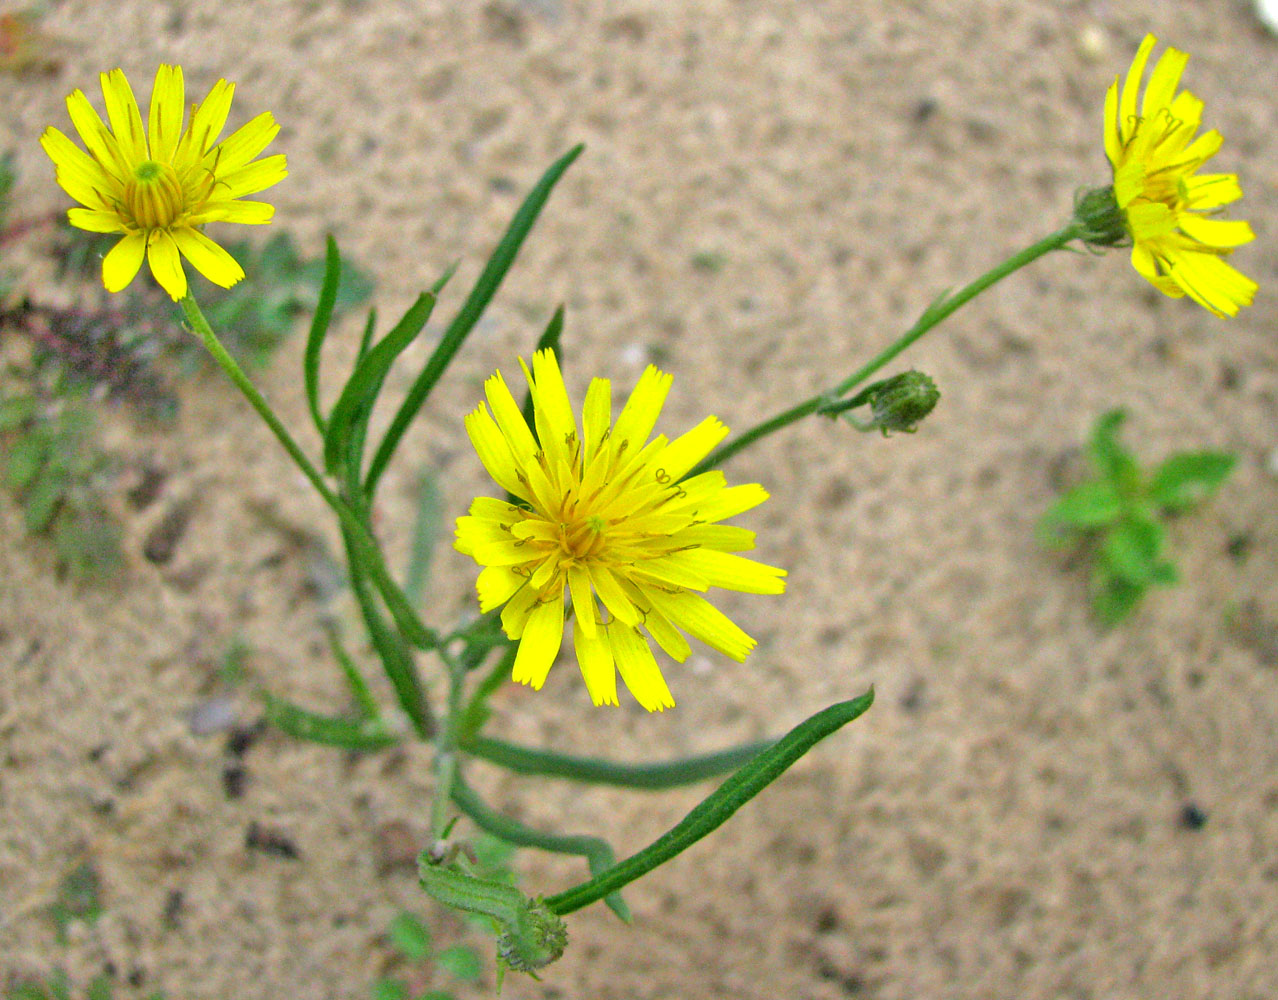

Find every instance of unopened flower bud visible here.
[869,370,940,434]
[1073,184,1129,249]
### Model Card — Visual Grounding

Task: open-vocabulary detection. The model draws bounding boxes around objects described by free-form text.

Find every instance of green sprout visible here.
[1039,408,1235,625]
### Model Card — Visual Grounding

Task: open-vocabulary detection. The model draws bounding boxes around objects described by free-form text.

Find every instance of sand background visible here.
[3,1,1278,997]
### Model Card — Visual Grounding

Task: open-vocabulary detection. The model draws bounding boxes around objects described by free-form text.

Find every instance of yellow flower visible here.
[455,350,786,711]
[1104,34,1256,317]
[41,65,287,300]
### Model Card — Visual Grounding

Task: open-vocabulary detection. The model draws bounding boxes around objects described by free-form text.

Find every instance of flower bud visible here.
[868,370,940,434]
[1072,184,1129,249]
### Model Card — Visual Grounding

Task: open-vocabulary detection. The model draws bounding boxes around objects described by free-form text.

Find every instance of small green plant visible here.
[1039,408,1235,625]
[371,911,483,1000]
[5,970,112,1000]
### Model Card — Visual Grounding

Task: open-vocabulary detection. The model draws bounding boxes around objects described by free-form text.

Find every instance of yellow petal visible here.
[653,415,728,482]
[193,199,276,225]
[1140,45,1188,121]
[527,349,579,469]
[172,227,244,288]
[217,154,288,199]
[587,563,641,626]
[484,369,539,463]
[464,405,527,500]
[67,208,127,233]
[1103,79,1121,166]
[40,127,116,210]
[144,229,188,300]
[1181,173,1242,210]
[1118,35,1157,146]
[611,364,671,454]
[609,624,674,712]
[511,595,564,689]
[66,87,128,181]
[573,618,618,706]
[101,233,146,292]
[100,68,147,166]
[148,64,185,163]
[567,565,596,638]
[476,564,526,613]
[210,111,279,173]
[665,549,787,595]
[1177,215,1254,250]
[184,79,235,159]
[645,589,756,662]
[581,377,612,461]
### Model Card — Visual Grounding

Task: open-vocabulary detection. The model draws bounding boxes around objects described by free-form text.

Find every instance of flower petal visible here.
[148,64,185,163]
[101,233,146,292]
[573,619,618,706]
[145,228,188,299]
[609,624,674,712]
[511,595,564,690]
[172,227,244,288]
[100,68,147,166]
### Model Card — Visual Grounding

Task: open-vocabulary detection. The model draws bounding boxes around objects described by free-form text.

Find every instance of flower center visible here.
[558,515,607,563]
[124,160,186,230]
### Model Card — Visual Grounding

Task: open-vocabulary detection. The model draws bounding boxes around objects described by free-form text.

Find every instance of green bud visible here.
[1072,185,1129,249]
[868,370,940,434]
[419,860,567,976]
[496,897,569,974]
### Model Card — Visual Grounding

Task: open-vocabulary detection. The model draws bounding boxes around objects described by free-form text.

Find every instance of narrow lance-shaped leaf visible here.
[303,235,342,435]
[323,291,437,477]
[260,690,400,751]
[545,689,874,915]
[364,144,585,496]
[462,733,776,790]
[451,771,631,921]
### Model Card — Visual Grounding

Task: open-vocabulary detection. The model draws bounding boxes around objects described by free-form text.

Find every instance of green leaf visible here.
[304,235,342,435]
[7,983,52,1000]
[50,861,102,943]
[1089,408,1140,490]
[0,393,36,431]
[260,691,400,751]
[1042,479,1124,531]
[6,429,50,490]
[404,471,442,607]
[1149,451,1235,512]
[364,144,585,497]
[84,974,113,1000]
[387,911,432,962]
[414,992,456,1000]
[463,734,777,789]
[434,945,482,982]
[545,689,874,916]
[1100,516,1164,584]
[1090,570,1146,626]
[323,292,437,478]
[371,979,408,1000]
[23,462,68,534]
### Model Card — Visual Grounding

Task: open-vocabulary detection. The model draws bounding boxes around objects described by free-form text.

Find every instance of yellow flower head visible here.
[41,65,287,300]
[1104,34,1256,317]
[455,350,786,711]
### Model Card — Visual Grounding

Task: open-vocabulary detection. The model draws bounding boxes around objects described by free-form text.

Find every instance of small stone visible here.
[1076,25,1108,62]
[187,697,238,737]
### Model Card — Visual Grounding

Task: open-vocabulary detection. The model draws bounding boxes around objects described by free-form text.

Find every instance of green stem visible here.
[463,734,776,789]
[451,770,630,921]
[694,223,1082,473]
[545,690,874,915]
[180,294,440,650]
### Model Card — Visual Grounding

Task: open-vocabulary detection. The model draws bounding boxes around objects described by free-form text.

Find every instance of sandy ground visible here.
[3,1,1278,998]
